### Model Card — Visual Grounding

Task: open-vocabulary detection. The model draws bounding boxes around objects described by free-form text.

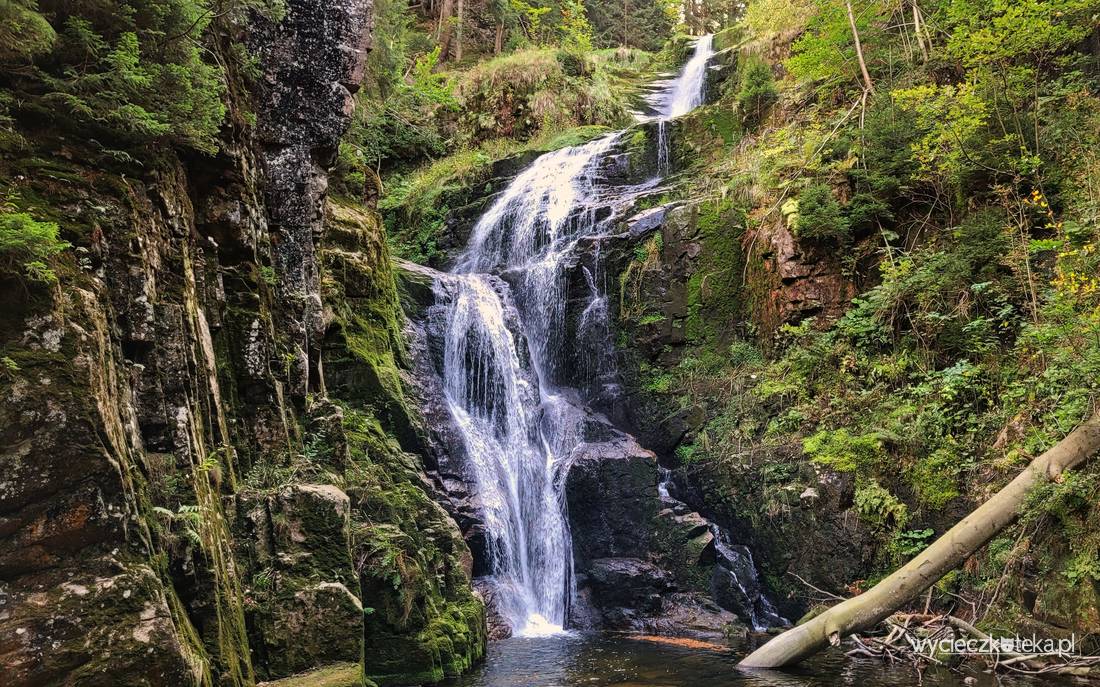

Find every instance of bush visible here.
[794,182,849,242]
[0,210,69,283]
[8,0,230,153]
[736,59,777,127]
[853,480,908,530]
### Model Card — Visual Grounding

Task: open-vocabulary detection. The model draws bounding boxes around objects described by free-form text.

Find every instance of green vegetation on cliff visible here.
[613,0,1100,644]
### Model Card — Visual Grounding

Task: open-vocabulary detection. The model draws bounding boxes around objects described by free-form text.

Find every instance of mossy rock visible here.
[257,662,367,687]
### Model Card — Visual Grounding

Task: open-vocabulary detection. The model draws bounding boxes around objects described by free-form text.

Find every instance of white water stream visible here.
[436,36,715,636]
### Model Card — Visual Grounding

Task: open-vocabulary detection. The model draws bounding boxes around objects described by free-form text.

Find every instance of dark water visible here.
[450,633,1070,687]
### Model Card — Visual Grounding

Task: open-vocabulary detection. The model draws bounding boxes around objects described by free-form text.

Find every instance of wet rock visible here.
[252,0,372,398]
[711,536,785,630]
[574,558,745,638]
[473,578,513,640]
[644,593,746,639]
[587,557,673,616]
[664,451,870,621]
[565,435,659,565]
[656,508,716,568]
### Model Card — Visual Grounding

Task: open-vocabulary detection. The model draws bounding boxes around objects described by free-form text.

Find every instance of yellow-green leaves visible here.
[892,83,988,186]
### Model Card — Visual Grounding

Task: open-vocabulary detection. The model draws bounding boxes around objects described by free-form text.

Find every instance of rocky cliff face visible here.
[0,2,484,686]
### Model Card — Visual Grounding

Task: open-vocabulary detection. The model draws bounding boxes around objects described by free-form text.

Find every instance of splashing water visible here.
[434,37,716,637]
[654,34,715,174]
[662,34,715,118]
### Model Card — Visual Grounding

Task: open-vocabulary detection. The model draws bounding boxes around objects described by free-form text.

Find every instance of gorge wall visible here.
[0,2,483,685]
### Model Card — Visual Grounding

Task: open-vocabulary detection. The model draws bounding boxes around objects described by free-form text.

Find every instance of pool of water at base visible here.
[446,633,1074,687]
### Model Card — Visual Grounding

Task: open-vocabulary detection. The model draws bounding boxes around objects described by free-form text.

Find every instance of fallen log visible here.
[739,409,1100,669]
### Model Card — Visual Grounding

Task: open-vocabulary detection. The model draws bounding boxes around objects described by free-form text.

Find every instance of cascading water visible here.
[434,35,718,637]
[654,34,715,174]
[662,34,715,118]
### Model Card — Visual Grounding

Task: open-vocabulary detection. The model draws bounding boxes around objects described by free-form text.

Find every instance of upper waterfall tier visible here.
[661,34,716,118]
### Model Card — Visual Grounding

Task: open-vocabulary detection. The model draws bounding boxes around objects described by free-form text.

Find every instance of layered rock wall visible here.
[0,2,484,686]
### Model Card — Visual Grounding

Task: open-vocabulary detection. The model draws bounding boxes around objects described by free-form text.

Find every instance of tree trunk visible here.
[845,0,874,93]
[437,0,455,61]
[455,0,464,61]
[739,409,1100,669]
[495,22,504,54]
[912,1,929,61]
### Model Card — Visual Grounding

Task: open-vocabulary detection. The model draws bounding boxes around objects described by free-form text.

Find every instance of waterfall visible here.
[661,34,715,118]
[434,36,715,637]
[654,34,715,174]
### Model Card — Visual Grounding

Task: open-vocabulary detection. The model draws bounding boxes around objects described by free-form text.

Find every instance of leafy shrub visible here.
[736,59,777,127]
[854,480,908,530]
[785,0,886,92]
[845,101,917,233]
[728,340,763,367]
[9,0,230,153]
[890,528,934,561]
[0,210,69,283]
[557,0,593,52]
[803,428,885,473]
[675,443,701,464]
[794,182,850,242]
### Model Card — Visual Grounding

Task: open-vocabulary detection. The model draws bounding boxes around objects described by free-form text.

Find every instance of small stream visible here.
[449,634,1073,687]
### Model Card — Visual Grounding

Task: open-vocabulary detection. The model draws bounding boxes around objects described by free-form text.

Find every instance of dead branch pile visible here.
[844,613,1100,679]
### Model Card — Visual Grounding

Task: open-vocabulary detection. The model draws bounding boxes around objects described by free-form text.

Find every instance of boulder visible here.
[644,593,746,639]
[587,557,674,616]
[564,435,659,565]
[232,484,363,679]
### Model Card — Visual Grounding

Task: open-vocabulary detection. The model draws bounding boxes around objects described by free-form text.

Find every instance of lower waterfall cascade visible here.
[429,34,777,637]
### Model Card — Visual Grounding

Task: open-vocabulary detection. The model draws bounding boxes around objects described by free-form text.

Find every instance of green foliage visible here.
[892,83,988,190]
[785,0,886,91]
[582,0,675,51]
[608,0,1100,623]
[890,527,934,561]
[945,0,1100,69]
[1064,551,1100,585]
[743,0,815,40]
[728,340,763,367]
[853,480,909,530]
[453,48,631,145]
[381,148,494,264]
[0,209,69,283]
[510,0,555,43]
[6,0,230,153]
[794,183,849,242]
[844,100,917,232]
[675,443,701,464]
[736,58,776,127]
[342,47,455,184]
[803,428,885,472]
[557,0,594,51]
